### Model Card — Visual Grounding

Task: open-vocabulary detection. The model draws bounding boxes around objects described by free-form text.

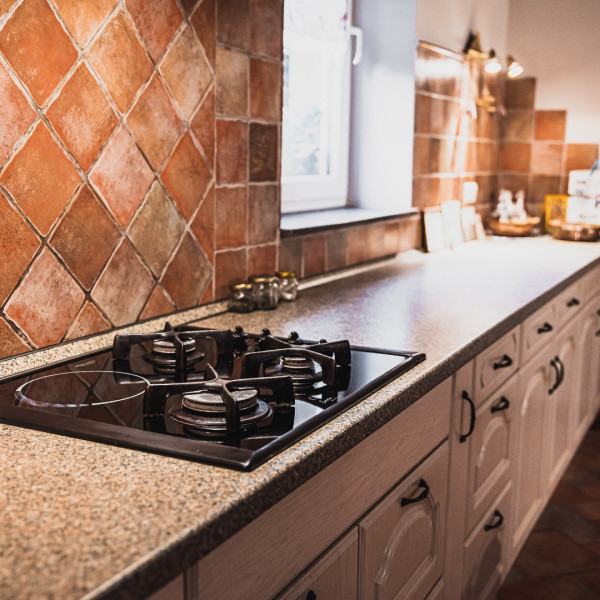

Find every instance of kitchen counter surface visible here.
[1,236,599,600]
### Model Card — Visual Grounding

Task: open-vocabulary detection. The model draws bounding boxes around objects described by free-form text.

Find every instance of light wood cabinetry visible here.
[358,442,448,600]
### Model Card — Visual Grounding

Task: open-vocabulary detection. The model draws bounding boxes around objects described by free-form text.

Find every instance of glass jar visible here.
[276,271,298,301]
[249,275,279,310]
[228,282,255,313]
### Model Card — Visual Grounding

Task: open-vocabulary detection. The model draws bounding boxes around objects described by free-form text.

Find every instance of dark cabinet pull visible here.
[537,322,553,334]
[493,354,513,370]
[549,357,561,394]
[596,329,600,337]
[460,390,476,443]
[597,308,600,316]
[484,509,504,531]
[556,357,565,389]
[306,591,317,600]
[567,297,580,307]
[401,479,430,506]
[491,396,510,413]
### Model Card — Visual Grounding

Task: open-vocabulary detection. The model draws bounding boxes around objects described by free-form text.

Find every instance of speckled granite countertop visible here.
[1,237,599,600]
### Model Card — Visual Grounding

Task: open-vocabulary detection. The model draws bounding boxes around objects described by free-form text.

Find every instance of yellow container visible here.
[544,194,569,233]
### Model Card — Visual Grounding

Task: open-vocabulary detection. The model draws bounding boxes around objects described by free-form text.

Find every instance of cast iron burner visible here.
[113,322,234,373]
[145,364,295,438]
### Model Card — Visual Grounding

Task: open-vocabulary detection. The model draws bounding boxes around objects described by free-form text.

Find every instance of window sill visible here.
[280,207,419,237]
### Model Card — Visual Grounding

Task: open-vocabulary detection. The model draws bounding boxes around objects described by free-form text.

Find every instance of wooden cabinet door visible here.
[462,483,511,600]
[276,529,358,600]
[358,442,448,600]
[545,330,577,492]
[464,377,515,535]
[511,358,547,559]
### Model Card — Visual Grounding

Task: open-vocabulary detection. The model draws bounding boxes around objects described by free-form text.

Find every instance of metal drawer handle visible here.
[491,396,510,413]
[567,297,580,307]
[484,509,504,531]
[493,354,513,370]
[549,356,563,394]
[306,591,317,600]
[401,479,430,506]
[537,322,553,334]
[460,390,476,443]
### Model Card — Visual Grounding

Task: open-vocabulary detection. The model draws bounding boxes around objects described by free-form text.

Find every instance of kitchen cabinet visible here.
[275,529,358,600]
[358,441,448,600]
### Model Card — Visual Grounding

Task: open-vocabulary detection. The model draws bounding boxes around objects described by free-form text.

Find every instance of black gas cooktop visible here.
[0,323,425,470]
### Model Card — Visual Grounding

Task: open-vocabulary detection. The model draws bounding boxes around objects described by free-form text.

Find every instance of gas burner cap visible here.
[182,388,258,413]
[152,337,196,355]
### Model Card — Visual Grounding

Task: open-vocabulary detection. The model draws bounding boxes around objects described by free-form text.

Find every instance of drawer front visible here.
[474,327,520,401]
[555,280,585,329]
[521,301,557,365]
[358,442,449,600]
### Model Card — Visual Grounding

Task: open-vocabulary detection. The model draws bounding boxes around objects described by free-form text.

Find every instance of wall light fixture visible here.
[463,31,524,78]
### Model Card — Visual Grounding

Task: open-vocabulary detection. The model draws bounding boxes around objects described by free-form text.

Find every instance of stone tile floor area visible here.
[497,418,600,599]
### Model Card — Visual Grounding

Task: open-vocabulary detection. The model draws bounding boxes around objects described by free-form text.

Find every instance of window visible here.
[281,0,358,213]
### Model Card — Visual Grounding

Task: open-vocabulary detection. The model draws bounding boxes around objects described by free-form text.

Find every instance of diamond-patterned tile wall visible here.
[0,0,284,358]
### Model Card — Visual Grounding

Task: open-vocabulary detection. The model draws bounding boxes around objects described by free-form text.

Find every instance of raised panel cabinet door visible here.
[511,358,547,559]
[462,483,511,600]
[276,528,358,600]
[545,331,578,492]
[464,377,515,535]
[358,442,448,600]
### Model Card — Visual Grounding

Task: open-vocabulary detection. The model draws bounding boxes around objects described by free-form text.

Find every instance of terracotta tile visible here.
[125,0,183,63]
[191,87,215,166]
[128,181,185,276]
[503,110,534,141]
[0,189,41,305]
[214,185,246,249]
[216,0,249,49]
[200,281,214,304]
[161,132,212,221]
[4,248,84,347]
[89,125,154,226]
[498,173,529,196]
[506,77,536,110]
[248,184,279,244]
[397,216,421,252]
[530,142,563,176]
[214,248,246,299]
[50,185,120,289]
[215,47,248,117]
[0,0,77,106]
[500,142,531,172]
[0,318,31,358]
[366,222,390,259]
[250,0,283,59]
[535,110,567,141]
[191,0,215,68]
[0,61,36,165]
[347,226,369,264]
[528,175,563,209]
[411,176,460,209]
[250,58,281,121]
[424,96,461,137]
[47,64,118,171]
[248,244,276,275]
[415,45,462,97]
[326,229,348,271]
[126,74,184,170]
[65,302,110,340]
[91,239,154,326]
[278,237,302,276]
[139,285,175,320]
[160,232,211,309]
[0,1,17,16]
[160,25,212,120]
[216,119,247,183]
[0,122,81,235]
[52,0,117,48]
[565,144,599,173]
[303,234,326,276]
[249,122,278,181]
[190,184,215,262]
[179,0,199,14]
[87,11,153,114]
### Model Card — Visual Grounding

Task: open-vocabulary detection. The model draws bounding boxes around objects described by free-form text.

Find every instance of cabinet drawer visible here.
[358,442,449,600]
[276,528,358,600]
[474,327,520,401]
[521,301,557,364]
[554,280,585,329]
[462,483,511,600]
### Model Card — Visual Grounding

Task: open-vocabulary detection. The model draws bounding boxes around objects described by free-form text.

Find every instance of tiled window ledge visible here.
[280,207,419,237]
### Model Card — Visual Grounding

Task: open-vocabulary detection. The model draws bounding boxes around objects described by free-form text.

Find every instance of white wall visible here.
[507,0,600,145]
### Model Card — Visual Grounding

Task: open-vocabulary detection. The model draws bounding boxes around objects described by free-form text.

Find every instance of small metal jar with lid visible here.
[228,282,255,313]
[276,271,298,301]
[249,274,279,310]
